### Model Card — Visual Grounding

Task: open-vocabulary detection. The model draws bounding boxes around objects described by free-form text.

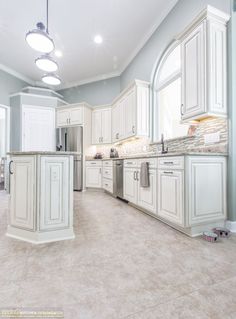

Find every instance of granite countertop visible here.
[86,151,228,161]
[8,151,80,156]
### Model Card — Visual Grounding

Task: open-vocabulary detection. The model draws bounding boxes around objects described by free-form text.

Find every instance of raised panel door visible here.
[101,109,111,143]
[10,156,35,230]
[86,166,102,188]
[181,21,206,120]
[70,107,83,125]
[57,109,70,127]
[158,170,184,226]
[92,110,102,144]
[137,169,157,214]
[123,168,137,204]
[39,156,70,230]
[124,88,136,138]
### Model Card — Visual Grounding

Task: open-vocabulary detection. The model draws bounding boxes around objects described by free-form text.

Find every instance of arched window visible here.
[152,42,189,141]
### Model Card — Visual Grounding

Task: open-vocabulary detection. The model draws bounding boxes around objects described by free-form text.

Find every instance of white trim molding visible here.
[226,220,236,233]
[0,63,35,86]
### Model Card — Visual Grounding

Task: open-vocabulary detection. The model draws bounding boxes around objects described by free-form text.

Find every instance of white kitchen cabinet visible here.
[92,108,111,144]
[158,170,184,226]
[102,160,113,194]
[56,103,92,128]
[123,167,137,203]
[9,156,36,231]
[112,80,149,142]
[86,161,102,188]
[39,156,70,231]
[8,153,74,244]
[186,156,226,226]
[137,169,157,214]
[179,6,229,121]
[123,158,157,213]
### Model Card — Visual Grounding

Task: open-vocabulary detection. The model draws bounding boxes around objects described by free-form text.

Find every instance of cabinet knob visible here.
[180,104,184,116]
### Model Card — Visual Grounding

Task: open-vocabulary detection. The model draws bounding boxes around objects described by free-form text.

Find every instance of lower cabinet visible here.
[86,161,102,188]
[123,159,157,214]
[10,156,36,231]
[102,160,113,194]
[158,170,184,226]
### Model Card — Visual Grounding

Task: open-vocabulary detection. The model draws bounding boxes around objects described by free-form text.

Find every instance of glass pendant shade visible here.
[26,23,54,53]
[35,55,58,72]
[42,74,61,85]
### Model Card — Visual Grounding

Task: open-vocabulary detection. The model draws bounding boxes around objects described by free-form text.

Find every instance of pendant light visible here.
[26,0,54,53]
[35,55,58,72]
[42,74,61,86]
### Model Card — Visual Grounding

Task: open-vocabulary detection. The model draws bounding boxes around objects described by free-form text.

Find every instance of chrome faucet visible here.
[161,134,168,154]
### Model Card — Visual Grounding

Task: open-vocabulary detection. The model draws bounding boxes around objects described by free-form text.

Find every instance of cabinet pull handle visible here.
[133,171,136,180]
[132,125,135,133]
[164,171,173,174]
[163,161,174,164]
[180,104,184,116]
[99,168,102,174]
[91,162,96,165]
[126,162,133,164]
[136,171,139,181]
[9,160,13,175]
[101,137,103,142]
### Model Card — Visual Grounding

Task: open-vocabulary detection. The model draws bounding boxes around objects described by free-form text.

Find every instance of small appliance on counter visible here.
[110,148,119,158]
[94,153,103,159]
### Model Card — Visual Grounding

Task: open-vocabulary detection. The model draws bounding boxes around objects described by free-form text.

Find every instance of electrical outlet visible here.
[204,132,220,145]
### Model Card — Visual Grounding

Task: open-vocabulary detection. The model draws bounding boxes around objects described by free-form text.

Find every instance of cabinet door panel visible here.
[187,157,226,226]
[101,109,111,143]
[158,170,184,226]
[86,167,102,188]
[181,22,205,120]
[125,88,136,138]
[123,168,137,204]
[70,107,83,125]
[137,169,157,214]
[39,157,70,230]
[10,156,35,230]
[92,111,102,144]
[112,104,119,142]
[57,109,70,127]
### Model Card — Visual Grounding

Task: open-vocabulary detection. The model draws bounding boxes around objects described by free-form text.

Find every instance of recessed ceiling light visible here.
[42,74,61,86]
[55,50,63,58]
[94,35,103,44]
[35,55,58,72]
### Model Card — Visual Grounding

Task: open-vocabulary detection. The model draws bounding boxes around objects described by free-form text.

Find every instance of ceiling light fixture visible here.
[42,74,61,86]
[54,50,63,58]
[94,35,103,44]
[26,0,54,53]
[35,55,58,72]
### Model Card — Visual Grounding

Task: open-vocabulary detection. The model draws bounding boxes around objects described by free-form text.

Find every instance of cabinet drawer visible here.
[103,160,113,167]
[103,167,113,180]
[103,178,113,193]
[86,161,102,167]
[124,159,138,168]
[137,158,158,169]
[158,157,184,170]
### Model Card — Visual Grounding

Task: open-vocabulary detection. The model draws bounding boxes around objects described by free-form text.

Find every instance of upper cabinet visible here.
[56,103,91,127]
[178,6,230,122]
[92,107,112,144]
[112,80,150,143]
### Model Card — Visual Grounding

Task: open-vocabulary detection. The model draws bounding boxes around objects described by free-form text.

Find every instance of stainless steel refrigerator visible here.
[56,126,83,191]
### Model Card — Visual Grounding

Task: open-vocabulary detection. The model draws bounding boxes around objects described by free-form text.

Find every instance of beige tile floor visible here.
[0,190,236,319]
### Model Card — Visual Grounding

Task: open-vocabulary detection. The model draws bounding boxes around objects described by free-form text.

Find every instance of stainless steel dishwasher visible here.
[113,159,124,199]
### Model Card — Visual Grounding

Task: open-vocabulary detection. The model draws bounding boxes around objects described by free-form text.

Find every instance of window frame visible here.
[151,40,183,142]
[0,104,10,157]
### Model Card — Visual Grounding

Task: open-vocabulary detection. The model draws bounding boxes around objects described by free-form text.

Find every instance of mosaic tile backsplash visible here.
[86,118,228,158]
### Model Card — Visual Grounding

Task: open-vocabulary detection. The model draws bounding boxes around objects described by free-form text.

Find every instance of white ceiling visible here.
[0,0,178,89]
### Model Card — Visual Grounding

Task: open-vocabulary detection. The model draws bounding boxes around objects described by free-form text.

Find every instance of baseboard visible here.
[226,220,236,233]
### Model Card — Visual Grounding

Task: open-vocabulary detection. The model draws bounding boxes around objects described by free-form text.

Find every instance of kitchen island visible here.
[7,152,75,244]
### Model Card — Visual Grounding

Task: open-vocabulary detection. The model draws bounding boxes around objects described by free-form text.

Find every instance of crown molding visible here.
[119,0,179,74]
[57,71,121,90]
[0,63,35,85]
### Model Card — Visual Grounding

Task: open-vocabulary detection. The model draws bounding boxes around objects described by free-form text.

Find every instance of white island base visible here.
[7,152,75,244]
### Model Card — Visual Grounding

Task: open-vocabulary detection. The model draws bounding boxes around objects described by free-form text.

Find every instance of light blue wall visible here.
[58,76,120,106]
[228,1,236,221]
[120,0,231,89]
[0,70,28,106]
